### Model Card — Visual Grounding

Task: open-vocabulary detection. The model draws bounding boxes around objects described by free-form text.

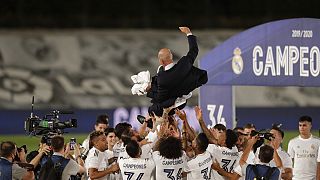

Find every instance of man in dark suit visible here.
[147,27,208,116]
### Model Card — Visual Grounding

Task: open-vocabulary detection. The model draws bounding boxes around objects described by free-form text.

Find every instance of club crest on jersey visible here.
[311,144,315,150]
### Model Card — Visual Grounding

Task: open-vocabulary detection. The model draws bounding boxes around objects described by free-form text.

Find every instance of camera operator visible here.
[0,141,34,180]
[239,135,282,180]
[39,136,85,180]
[254,126,293,180]
[82,114,109,151]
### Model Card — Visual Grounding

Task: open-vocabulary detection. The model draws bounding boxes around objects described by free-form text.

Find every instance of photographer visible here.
[255,126,293,180]
[39,136,85,180]
[239,135,282,180]
[0,141,34,180]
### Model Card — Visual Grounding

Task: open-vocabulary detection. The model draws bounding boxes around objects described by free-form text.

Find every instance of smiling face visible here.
[106,132,116,148]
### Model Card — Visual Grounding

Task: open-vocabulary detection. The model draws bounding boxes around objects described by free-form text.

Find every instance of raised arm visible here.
[195,106,217,144]
[179,27,198,64]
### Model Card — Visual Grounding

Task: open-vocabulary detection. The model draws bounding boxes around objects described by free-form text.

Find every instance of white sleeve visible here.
[282,152,293,168]
[287,140,294,159]
[184,160,191,172]
[86,152,100,169]
[318,146,320,162]
[82,138,90,151]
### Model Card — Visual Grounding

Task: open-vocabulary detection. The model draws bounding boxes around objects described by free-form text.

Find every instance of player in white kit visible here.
[119,140,155,180]
[184,133,212,180]
[288,116,320,180]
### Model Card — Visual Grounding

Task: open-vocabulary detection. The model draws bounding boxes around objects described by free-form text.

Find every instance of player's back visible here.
[152,151,187,180]
[207,144,239,180]
[184,151,212,180]
[119,157,155,180]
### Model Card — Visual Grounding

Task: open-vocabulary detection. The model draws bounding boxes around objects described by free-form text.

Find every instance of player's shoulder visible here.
[311,135,320,141]
[288,136,300,143]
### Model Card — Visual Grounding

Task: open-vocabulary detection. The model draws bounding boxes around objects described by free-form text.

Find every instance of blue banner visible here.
[201,18,320,86]
[199,86,234,129]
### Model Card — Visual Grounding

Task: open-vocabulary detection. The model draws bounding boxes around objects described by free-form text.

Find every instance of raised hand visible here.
[179,27,191,34]
[175,109,187,121]
[194,106,203,120]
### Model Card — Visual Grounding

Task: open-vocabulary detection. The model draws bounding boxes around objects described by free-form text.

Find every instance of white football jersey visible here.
[119,157,155,180]
[207,144,239,180]
[152,151,188,180]
[85,147,109,180]
[184,151,212,180]
[288,135,320,180]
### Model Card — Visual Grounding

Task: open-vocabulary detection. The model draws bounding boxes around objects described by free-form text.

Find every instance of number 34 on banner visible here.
[207,104,226,127]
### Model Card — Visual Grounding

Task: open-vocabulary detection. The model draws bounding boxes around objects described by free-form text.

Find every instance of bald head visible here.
[158,48,173,66]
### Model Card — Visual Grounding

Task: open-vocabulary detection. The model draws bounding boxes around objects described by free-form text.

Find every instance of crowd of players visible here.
[1,107,320,180]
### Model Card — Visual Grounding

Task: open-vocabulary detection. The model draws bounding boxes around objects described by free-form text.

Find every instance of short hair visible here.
[233,127,244,132]
[159,137,182,159]
[126,140,140,158]
[114,122,132,139]
[0,141,15,158]
[214,124,226,131]
[105,127,115,136]
[225,129,238,149]
[259,145,274,163]
[299,115,312,123]
[271,126,284,139]
[89,131,105,148]
[96,114,109,125]
[243,123,255,129]
[51,136,65,152]
[121,129,134,146]
[196,133,209,153]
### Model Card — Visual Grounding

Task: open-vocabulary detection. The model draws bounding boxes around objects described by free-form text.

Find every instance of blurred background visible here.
[0,0,320,150]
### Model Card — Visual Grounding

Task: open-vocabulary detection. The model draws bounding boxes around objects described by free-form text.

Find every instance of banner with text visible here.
[201,18,320,86]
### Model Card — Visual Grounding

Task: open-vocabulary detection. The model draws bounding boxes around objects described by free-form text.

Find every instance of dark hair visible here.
[233,127,244,132]
[96,114,109,125]
[115,122,132,139]
[121,129,134,146]
[196,133,209,153]
[271,126,284,139]
[225,129,238,149]
[243,123,255,129]
[214,124,226,131]
[89,131,105,148]
[51,136,65,152]
[105,127,115,136]
[259,145,274,163]
[299,115,312,123]
[0,141,15,158]
[159,137,182,159]
[126,140,140,158]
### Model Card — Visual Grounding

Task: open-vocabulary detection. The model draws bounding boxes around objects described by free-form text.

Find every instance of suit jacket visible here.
[155,35,207,103]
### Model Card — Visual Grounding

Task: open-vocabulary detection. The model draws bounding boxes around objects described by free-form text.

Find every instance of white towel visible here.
[131,70,150,96]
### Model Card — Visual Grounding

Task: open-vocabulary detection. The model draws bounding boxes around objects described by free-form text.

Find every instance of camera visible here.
[137,115,153,129]
[25,110,77,136]
[250,130,274,141]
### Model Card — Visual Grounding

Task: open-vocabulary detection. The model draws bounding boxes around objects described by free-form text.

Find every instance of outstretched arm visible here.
[194,106,217,144]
